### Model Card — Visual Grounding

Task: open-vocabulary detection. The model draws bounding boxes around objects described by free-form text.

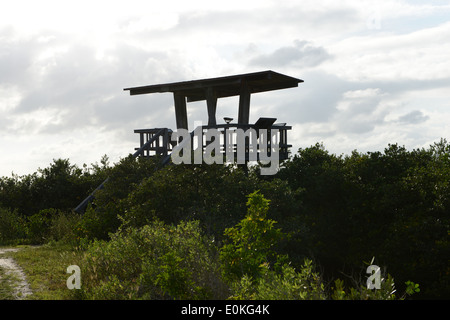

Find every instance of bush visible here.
[76,219,227,300]
[230,260,326,300]
[26,209,54,244]
[49,211,82,244]
[220,191,286,283]
[21,209,82,245]
[74,155,161,241]
[0,207,27,244]
[0,158,108,217]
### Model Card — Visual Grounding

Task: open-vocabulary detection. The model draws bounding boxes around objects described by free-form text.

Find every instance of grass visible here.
[0,265,17,299]
[4,242,84,300]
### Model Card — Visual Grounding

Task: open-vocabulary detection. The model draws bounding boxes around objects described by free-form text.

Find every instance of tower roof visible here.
[124,70,303,102]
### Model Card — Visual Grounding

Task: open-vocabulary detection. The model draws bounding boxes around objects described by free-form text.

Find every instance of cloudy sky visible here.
[1,0,449,177]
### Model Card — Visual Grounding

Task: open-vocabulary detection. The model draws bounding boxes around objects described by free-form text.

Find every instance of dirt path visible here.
[0,248,33,300]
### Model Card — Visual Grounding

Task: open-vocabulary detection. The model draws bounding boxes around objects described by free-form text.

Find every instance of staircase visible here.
[74,128,175,213]
[73,128,193,213]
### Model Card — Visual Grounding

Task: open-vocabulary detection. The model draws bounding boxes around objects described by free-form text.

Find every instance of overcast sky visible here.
[1,0,449,177]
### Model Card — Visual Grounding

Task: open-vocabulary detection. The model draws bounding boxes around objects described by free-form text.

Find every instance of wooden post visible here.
[206,87,218,126]
[238,80,251,124]
[140,133,144,157]
[155,131,160,155]
[163,128,169,156]
[174,92,188,130]
[238,80,251,174]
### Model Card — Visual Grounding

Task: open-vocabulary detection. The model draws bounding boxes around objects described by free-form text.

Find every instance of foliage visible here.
[0,157,108,217]
[0,265,17,300]
[74,155,164,240]
[48,211,82,244]
[80,158,297,243]
[276,140,450,299]
[230,260,326,300]
[26,209,54,244]
[0,207,26,243]
[1,139,449,299]
[405,281,420,296]
[220,191,287,283]
[0,207,81,245]
[76,219,227,300]
[330,274,397,300]
[5,243,83,299]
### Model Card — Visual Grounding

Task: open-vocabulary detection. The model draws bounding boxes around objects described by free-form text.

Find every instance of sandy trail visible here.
[0,248,33,299]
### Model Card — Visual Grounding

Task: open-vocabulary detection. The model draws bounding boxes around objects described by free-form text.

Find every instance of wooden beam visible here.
[205,87,218,126]
[238,80,251,124]
[173,92,188,130]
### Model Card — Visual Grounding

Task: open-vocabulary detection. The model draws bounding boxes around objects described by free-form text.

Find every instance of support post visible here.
[174,92,188,130]
[206,87,218,126]
[238,80,251,124]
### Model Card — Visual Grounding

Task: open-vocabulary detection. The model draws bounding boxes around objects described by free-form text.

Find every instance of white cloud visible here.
[0,0,449,176]
[323,20,450,82]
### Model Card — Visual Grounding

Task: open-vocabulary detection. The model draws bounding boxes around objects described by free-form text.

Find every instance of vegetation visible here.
[0,139,449,300]
[0,262,17,299]
[4,244,83,300]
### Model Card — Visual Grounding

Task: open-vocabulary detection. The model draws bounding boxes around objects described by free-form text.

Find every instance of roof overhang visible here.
[123,70,303,102]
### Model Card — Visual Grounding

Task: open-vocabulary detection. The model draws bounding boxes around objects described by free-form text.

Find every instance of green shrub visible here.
[77,219,227,300]
[24,209,81,244]
[0,207,27,244]
[330,275,397,300]
[220,191,286,283]
[329,260,422,300]
[49,211,82,244]
[26,209,55,243]
[230,260,326,300]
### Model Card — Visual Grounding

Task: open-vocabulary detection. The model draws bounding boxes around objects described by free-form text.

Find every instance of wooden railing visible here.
[133,128,173,158]
[133,123,291,162]
[75,123,291,213]
[189,123,292,162]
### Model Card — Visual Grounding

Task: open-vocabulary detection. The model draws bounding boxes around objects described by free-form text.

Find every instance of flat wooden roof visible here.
[123,70,303,102]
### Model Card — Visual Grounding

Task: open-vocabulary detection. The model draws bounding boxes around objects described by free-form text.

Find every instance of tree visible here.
[220,191,286,283]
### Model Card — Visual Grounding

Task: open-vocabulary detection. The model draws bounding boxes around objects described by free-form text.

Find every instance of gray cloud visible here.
[249,40,332,68]
[261,71,406,139]
[257,70,352,124]
[335,90,387,134]
[2,37,195,136]
[396,110,429,124]
[0,30,38,86]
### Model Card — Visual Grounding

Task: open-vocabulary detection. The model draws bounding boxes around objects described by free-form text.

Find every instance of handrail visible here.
[73,177,109,213]
[75,128,167,213]
[74,128,187,213]
[132,128,165,158]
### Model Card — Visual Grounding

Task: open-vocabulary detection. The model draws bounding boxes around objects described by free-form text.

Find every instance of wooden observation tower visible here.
[75,70,303,213]
[124,70,303,163]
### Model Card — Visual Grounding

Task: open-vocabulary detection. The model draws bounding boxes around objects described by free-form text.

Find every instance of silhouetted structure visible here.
[124,70,303,162]
[75,70,302,213]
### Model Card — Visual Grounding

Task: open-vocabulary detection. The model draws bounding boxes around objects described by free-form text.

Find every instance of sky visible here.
[1,0,450,177]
